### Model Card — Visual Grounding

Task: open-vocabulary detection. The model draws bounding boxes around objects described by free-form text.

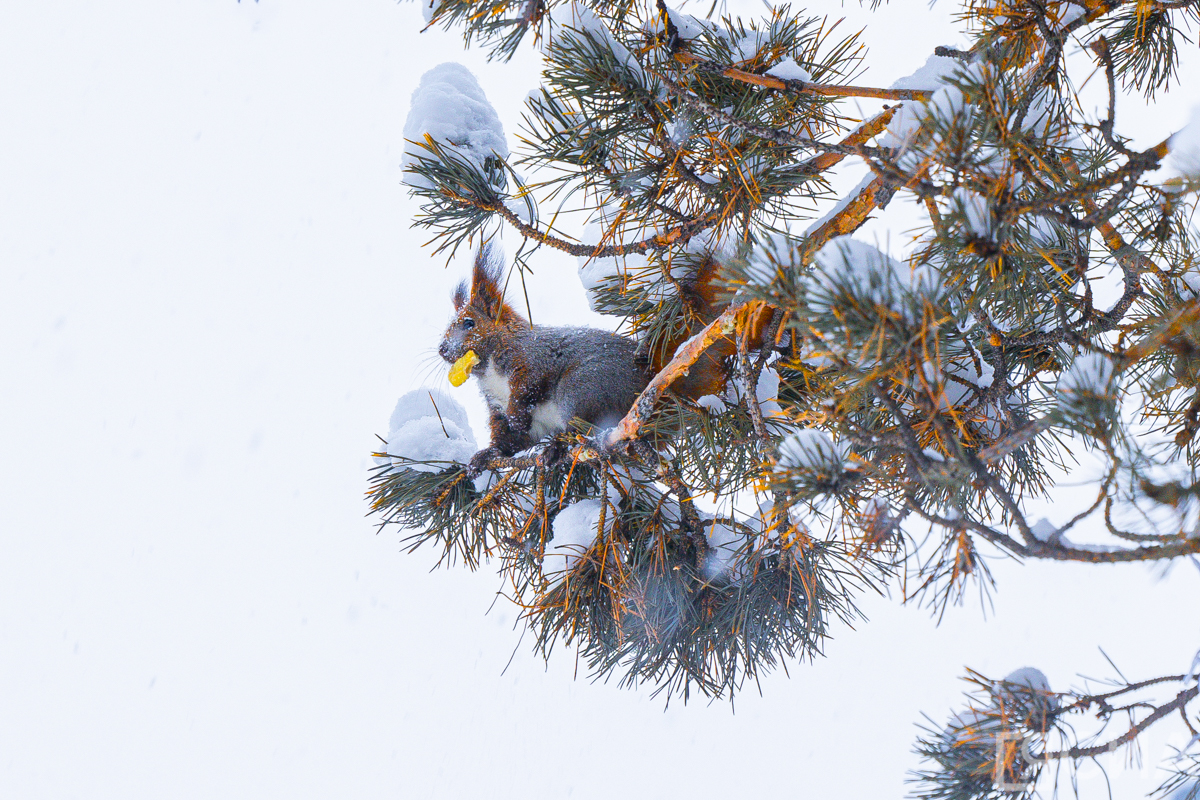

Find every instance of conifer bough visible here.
[373,0,1200,794]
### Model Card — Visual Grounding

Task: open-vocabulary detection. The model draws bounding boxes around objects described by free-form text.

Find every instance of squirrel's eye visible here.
[461,317,475,330]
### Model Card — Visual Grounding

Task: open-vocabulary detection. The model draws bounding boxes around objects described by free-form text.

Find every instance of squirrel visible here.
[439,248,650,474]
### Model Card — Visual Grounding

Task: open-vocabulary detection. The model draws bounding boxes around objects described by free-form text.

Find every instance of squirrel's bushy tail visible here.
[648,253,774,400]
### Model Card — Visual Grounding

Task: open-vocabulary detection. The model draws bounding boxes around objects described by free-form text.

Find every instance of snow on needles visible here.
[776,429,848,474]
[806,236,942,322]
[766,58,813,83]
[401,63,508,191]
[1169,105,1200,180]
[1057,352,1115,403]
[377,388,478,472]
[547,2,647,85]
[419,0,442,24]
[544,499,604,583]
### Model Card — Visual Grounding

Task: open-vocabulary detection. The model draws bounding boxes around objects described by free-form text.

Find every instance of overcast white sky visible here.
[2,2,1198,798]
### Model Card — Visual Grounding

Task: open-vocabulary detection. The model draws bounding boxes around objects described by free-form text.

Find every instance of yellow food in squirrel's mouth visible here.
[448,350,480,387]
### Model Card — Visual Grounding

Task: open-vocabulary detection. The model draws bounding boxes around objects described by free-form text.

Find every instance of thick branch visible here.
[606,166,889,447]
[801,106,900,173]
[606,304,742,446]
[802,175,888,248]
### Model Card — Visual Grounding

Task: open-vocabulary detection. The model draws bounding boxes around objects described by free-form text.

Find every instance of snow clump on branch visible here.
[1003,666,1052,695]
[544,499,604,583]
[890,53,962,92]
[377,388,478,472]
[401,62,508,191]
[766,58,813,82]
[805,236,943,324]
[882,53,971,147]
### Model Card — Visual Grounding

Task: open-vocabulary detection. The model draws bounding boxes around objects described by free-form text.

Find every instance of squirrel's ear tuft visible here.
[452,280,468,311]
[470,245,506,321]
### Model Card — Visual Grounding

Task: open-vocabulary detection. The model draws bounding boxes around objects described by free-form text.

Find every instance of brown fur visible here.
[651,254,773,400]
[440,248,649,473]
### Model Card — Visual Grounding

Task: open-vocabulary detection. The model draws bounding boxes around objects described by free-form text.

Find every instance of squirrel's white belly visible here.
[478,358,565,441]
[478,359,512,409]
[529,400,566,441]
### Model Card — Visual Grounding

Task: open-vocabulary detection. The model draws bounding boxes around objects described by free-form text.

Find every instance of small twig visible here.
[660,75,894,161]
[1005,138,1170,222]
[630,439,707,554]
[427,391,450,438]
[1089,37,1136,158]
[490,196,721,257]
[1040,685,1199,760]
[673,51,933,101]
[737,324,770,445]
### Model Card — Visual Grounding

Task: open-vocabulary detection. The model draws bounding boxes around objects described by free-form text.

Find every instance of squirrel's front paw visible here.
[541,438,568,466]
[466,447,499,477]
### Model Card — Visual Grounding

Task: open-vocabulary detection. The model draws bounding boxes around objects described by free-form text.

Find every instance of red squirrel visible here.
[439,249,650,474]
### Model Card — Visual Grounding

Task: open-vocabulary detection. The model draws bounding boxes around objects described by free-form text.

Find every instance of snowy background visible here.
[2,2,1198,798]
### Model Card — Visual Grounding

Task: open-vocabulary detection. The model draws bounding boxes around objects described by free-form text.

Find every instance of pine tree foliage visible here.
[373,0,1200,792]
[912,665,1200,800]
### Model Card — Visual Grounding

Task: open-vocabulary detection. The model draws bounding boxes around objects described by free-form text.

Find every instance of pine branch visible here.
[494,201,723,257]
[1040,684,1199,759]
[386,0,1200,710]
[660,75,896,160]
[673,51,933,101]
[800,106,899,172]
[607,304,742,446]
